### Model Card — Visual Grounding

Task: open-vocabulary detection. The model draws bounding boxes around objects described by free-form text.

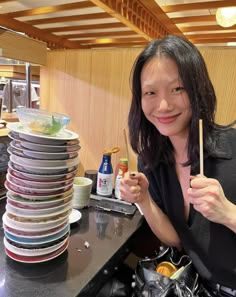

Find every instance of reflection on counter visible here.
[113,216,124,237]
[95,211,110,239]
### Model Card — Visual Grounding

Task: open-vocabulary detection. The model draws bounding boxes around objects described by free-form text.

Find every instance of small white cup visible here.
[73,176,93,209]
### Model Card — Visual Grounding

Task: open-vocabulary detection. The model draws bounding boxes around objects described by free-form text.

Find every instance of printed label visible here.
[97,173,113,196]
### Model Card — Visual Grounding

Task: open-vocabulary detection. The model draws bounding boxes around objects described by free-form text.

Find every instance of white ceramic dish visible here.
[7,196,73,211]
[7,192,73,208]
[10,154,80,168]
[6,203,72,219]
[6,199,72,217]
[3,220,68,238]
[4,236,69,256]
[5,238,69,263]
[9,158,79,175]
[5,180,73,196]
[8,131,79,146]
[11,139,81,153]
[7,172,74,189]
[4,224,70,245]
[8,144,79,160]
[8,162,78,181]
[2,212,70,231]
[6,188,73,201]
[7,122,79,143]
[69,208,82,224]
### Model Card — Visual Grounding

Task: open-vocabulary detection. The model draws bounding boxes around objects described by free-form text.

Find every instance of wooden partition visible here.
[40,48,141,176]
[40,47,236,178]
[200,47,236,125]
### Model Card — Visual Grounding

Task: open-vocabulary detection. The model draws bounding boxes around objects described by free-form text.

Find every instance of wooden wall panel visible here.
[40,47,236,178]
[199,47,236,125]
[40,48,141,177]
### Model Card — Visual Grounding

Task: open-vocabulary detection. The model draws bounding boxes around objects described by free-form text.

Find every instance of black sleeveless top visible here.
[138,129,236,288]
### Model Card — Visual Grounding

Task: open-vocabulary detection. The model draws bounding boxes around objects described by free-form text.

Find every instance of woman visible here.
[120,35,236,294]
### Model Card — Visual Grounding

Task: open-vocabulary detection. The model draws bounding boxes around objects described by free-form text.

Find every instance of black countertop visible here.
[0,198,143,297]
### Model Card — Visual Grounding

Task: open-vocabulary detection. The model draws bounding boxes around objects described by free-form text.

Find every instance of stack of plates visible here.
[2,122,80,263]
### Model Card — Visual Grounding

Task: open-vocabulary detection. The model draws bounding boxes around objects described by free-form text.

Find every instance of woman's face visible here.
[141,56,192,139]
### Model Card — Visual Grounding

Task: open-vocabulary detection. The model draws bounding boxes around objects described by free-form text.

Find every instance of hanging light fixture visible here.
[216,7,236,27]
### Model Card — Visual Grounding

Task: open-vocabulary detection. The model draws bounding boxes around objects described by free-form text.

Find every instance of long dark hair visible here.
[128,34,234,170]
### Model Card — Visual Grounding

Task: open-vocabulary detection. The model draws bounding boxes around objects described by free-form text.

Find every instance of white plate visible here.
[69,208,82,224]
[11,139,81,153]
[7,191,73,208]
[2,212,70,231]
[5,238,69,263]
[8,144,79,160]
[6,200,72,217]
[10,154,80,168]
[6,203,72,219]
[4,223,70,245]
[5,180,73,195]
[7,122,79,142]
[6,172,74,192]
[6,188,73,201]
[9,158,79,175]
[8,131,79,146]
[8,162,78,181]
[7,172,74,189]
[4,236,69,256]
[3,220,68,238]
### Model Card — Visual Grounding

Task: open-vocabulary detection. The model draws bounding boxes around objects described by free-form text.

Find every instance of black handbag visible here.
[133,246,200,297]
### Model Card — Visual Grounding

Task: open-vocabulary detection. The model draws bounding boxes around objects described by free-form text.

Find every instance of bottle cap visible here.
[103,146,120,155]
[120,158,128,165]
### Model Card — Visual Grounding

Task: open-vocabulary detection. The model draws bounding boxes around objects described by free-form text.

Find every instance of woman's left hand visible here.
[187,176,236,227]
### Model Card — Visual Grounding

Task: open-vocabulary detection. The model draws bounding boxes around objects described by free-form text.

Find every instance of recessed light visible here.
[227,42,236,46]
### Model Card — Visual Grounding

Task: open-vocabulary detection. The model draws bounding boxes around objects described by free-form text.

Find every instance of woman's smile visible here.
[156,114,181,124]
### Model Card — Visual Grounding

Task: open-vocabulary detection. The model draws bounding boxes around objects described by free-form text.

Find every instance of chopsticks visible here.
[199,119,204,175]
[123,128,129,168]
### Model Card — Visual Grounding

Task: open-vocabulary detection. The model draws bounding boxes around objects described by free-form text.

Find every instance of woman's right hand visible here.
[121,171,182,248]
[120,171,149,204]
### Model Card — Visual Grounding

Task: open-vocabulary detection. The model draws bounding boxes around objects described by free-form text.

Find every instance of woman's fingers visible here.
[190,175,219,189]
[187,185,221,199]
[120,171,148,203]
[122,171,139,185]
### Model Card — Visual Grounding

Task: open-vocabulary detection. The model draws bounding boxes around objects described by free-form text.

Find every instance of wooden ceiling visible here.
[0,0,235,50]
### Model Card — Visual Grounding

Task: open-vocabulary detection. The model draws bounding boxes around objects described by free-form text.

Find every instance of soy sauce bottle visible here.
[96,147,120,197]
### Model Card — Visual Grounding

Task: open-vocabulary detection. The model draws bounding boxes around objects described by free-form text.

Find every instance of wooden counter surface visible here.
[2,112,18,122]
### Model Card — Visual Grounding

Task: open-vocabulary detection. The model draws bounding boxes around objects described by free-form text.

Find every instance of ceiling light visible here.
[216,7,236,27]
[227,42,236,46]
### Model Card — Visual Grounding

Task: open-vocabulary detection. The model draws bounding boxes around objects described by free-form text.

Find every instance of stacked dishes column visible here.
[2,122,80,263]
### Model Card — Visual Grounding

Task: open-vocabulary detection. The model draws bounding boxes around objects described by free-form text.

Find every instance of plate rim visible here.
[11,139,81,151]
[4,238,69,263]
[69,208,82,224]
[8,162,78,180]
[7,122,79,140]
[2,212,69,232]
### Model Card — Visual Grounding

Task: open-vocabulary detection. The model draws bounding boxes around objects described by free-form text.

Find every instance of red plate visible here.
[5,238,69,263]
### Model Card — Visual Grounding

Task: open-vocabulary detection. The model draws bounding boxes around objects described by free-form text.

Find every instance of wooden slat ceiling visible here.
[0,0,235,50]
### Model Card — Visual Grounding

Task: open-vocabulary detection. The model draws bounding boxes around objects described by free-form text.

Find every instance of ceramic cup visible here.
[73,176,93,209]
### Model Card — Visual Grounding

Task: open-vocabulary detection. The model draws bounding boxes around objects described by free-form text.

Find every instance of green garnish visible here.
[46,116,62,135]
